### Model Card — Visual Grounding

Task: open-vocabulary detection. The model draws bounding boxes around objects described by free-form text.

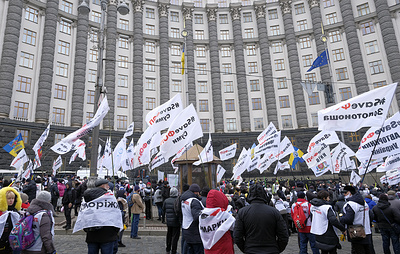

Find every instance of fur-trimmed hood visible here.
[0,187,22,212]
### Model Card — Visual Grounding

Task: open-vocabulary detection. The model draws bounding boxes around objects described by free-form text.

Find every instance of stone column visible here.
[254,2,278,127]
[0,0,24,118]
[206,4,224,133]
[158,0,170,104]
[230,3,250,132]
[279,0,307,128]
[103,0,118,129]
[182,3,196,107]
[374,0,400,105]
[338,0,369,94]
[132,0,144,131]
[71,0,90,127]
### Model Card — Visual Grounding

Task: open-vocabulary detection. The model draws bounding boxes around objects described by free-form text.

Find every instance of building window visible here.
[219,14,228,24]
[230,139,239,149]
[247,45,256,56]
[200,119,210,132]
[360,21,375,35]
[194,0,202,7]
[244,28,254,39]
[22,29,36,46]
[349,132,360,142]
[197,63,206,75]
[242,0,251,6]
[196,46,206,57]
[89,49,98,62]
[220,30,229,40]
[170,11,179,22]
[254,118,264,130]
[56,62,68,77]
[118,74,128,87]
[279,96,290,108]
[145,24,155,35]
[299,37,311,49]
[218,0,227,8]
[365,40,379,54]
[221,46,231,57]
[243,12,252,22]
[357,3,370,16]
[59,19,72,34]
[311,113,318,127]
[369,60,384,74]
[194,14,203,24]
[54,84,67,100]
[170,28,180,38]
[195,30,205,40]
[170,0,179,5]
[171,44,180,55]
[87,90,95,104]
[171,62,181,74]
[88,69,97,82]
[222,63,232,74]
[14,101,29,119]
[145,59,155,72]
[146,78,156,90]
[17,76,31,93]
[252,98,262,110]
[118,55,128,68]
[326,12,338,25]
[86,112,94,123]
[146,97,156,110]
[224,81,233,93]
[226,118,237,131]
[268,9,278,20]
[145,41,155,53]
[294,3,305,15]
[117,94,128,108]
[53,107,65,124]
[17,130,29,144]
[172,80,182,92]
[275,59,285,71]
[197,81,207,93]
[119,19,129,30]
[54,133,65,144]
[272,41,283,53]
[329,30,341,43]
[199,100,209,112]
[297,20,308,31]
[119,37,129,49]
[270,25,280,36]
[373,81,387,88]
[248,62,258,73]
[281,115,293,129]
[332,48,345,61]
[58,40,70,55]
[277,77,287,89]
[305,73,316,82]
[336,67,348,80]
[25,7,39,23]
[323,0,334,8]
[225,99,235,111]
[309,92,320,105]
[20,52,34,69]
[302,55,313,67]
[90,30,98,42]
[146,8,155,19]
[250,80,260,91]
[339,87,352,101]
[91,11,101,23]
[117,115,127,129]
[60,0,73,14]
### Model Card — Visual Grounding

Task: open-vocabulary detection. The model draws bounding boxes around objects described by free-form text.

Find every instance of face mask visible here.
[345,194,351,199]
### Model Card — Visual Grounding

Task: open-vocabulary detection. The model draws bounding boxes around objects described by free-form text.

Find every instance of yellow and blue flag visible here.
[250,143,256,159]
[289,146,304,169]
[3,133,25,157]
[307,50,329,72]
[181,44,185,75]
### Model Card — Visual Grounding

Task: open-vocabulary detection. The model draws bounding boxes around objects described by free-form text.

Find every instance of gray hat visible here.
[170,187,179,197]
[189,184,201,193]
[95,179,109,187]
[36,191,51,203]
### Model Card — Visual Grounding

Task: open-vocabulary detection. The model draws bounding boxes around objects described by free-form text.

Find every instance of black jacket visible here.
[49,183,59,201]
[163,196,180,227]
[180,190,203,244]
[62,187,76,206]
[372,199,400,229]
[75,180,87,205]
[310,198,345,250]
[334,195,346,214]
[22,180,37,202]
[161,185,170,201]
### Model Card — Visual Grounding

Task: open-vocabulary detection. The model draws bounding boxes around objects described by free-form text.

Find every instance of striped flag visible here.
[181,44,185,74]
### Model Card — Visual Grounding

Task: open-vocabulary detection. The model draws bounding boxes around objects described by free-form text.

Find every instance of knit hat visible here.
[36,191,51,203]
[343,185,356,194]
[95,179,109,187]
[20,193,29,203]
[387,190,396,196]
[134,185,140,191]
[189,184,201,193]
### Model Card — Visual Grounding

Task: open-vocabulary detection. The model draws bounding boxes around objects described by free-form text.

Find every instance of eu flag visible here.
[3,133,25,157]
[307,50,329,72]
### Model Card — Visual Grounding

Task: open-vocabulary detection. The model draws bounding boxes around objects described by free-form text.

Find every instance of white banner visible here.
[216,165,226,183]
[193,134,213,166]
[101,138,113,172]
[125,140,134,170]
[231,148,251,180]
[73,193,123,233]
[380,175,388,184]
[150,153,167,171]
[350,170,362,185]
[257,122,277,144]
[219,143,237,161]
[273,161,290,175]
[145,94,183,134]
[303,143,331,168]
[258,153,276,174]
[32,124,50,162]
[330,142,355,174]
[69,150,79,164]
[318,83,397,132]
[275,137,295,160]
[377,154,400,173]
[22,163,32,180]
[386,168,400,186]
[358,158,385,175]
[255,131,281,155]
[52,155,62,176]
[159,104,203,160]
[171,143,193,173]
[311,161,331,177]
[33,153,41,170]
[307,131,340,152]
[97,145,102,170]
[10,149,29,169]
[247,155,259,172]
[158,171,164,182]
[113,138,127,173]
[123,122,135,138]
[167,174,179,188]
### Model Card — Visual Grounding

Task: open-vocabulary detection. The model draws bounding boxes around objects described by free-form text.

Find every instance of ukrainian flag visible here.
[181,44,185,75]
[3,133,25,157]
[289,146,305,169]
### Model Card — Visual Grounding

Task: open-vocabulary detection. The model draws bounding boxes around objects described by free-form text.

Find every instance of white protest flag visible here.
[358,158,385,175]
[318,83,397,132]
[69,149,79,164]
[171,142,194,173]
[193,134,213,166]
[135,128,160,167]
[159,104,203,160]
[303,143,331,168]
[149,131,162,155]
[231,148,251,180]
[258,153,276,174]
[350,170,362,185]
[255,131,281,155]
[158,171,164,182]
[330,142,355,174]
[145,93,184,134]
[247,155,259,172]
[123,122,134,138]
[377,154,400,172]
[386,168,400,186]
[22,163,32,180]
[216,165,226,183]
[257,122,278,144]
[219,143,237,161]
[275,137,295,161]
[78,146,86,160]
[307,131,340,152]
[52,155,62,176]
[356,112,400,162]
[124,140,134,170]
[233,148,247,174]
[113,138,127,173]
[380,175,388,184]
[51,96,110,154]
[97,145,103,170]
[311,161,331,177]
[274,161,290,175]
[10,149,29,169]
[101,138,113,172]
[32,124,50,166]
[273,161,282,175]
[150,153,167,171]
[33,153,41,170]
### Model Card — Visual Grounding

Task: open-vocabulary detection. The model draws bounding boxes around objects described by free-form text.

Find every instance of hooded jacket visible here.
[163,187,180,227]
[0,187,22,253]
[234,184,288,254]
[365,197,376,211]
[372,199,400,229]
[23,180,37,202]
[0,187,22,213]
[180,190,204,244]
[388,195,400,211]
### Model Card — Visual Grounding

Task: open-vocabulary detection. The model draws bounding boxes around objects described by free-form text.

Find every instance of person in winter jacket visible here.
[22,191,56,254]
[49,179,59,212]
[154,186,164,221]
[130,185,144,239]
[62,182,76,230]
[163,187,180,254]
[143,182,153,220]
[334,194,346,214]
[234,183,289,254]
[161,181,171,223]
[310,190,345,254]
[116,190,128,248]
[20,193,30,212]
[365,195,377,211]
[372,194,400,254]
[0,187,22,254]
[57,180,66,212]
[22,179,37,203]
[387,190,400,212]
[180,184,204,254]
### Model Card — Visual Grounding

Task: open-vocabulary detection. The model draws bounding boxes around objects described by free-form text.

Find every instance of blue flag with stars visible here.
[307,50,329,72]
